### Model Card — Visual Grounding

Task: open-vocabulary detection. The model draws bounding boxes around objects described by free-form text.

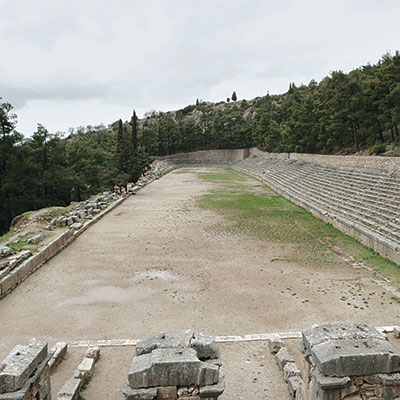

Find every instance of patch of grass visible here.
[0,229,16,245]
[198,168,400,280]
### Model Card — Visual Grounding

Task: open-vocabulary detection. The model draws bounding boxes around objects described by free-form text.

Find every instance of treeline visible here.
[0,106,152,235]
[140,51,400,155]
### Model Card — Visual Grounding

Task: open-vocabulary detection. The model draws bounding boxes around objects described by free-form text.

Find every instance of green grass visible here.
[0,229,16,245]
[198,169,400,283]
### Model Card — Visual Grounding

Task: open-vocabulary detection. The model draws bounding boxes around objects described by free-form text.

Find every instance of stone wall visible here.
[161,148,400,173]
[248,148,400,173]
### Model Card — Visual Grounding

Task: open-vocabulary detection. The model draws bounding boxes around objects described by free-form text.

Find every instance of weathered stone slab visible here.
[394,326,400,339]
[49,342,68,373]
[0,339,48,393]
[128,348,218,389]
[191,333,219,360]
[56,377,82,400]
[85,346,100,361]
[0,247,12,258]
[0,272,19,296]
[312,369,351,389]
[301,322,386,356]
[122,383,157,400]
[275,347,294,370]
[268,335,285,354]
[311,338,400,377]
[199,370,225,397]
[136,330,194,356]
[283,362,301,381]
[287,375,302,397]
[156,386,177,399]
[27,234,43,244]
[77,357,95,377]
[0,350,52,400]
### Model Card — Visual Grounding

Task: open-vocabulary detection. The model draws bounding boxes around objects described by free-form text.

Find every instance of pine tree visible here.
[231,91,237,101]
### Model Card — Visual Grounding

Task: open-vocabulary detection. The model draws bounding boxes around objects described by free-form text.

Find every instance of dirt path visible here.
[1,168,399,399]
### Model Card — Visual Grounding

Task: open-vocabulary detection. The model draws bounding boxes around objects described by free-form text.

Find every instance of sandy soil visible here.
[1,168,399,399]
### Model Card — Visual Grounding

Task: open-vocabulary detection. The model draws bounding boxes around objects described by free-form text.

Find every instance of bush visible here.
[368,143,387,155]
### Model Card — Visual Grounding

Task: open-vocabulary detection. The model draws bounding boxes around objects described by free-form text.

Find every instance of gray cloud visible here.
[1,0,400,135]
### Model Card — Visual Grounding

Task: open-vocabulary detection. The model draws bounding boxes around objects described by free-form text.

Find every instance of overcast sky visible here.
[1,0,400,136]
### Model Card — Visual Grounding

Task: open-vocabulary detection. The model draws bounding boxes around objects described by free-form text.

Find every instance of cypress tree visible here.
[130,110,140,183]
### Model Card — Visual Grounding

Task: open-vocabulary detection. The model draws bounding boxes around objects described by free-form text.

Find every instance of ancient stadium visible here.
[1,149,400,399]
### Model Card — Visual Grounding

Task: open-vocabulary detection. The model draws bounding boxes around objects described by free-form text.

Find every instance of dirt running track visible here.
[0,168,398,399]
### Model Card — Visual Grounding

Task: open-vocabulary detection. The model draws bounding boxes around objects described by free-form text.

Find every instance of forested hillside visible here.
[0,108,151,235]
[140,51,400,156]
[1,51,399,235]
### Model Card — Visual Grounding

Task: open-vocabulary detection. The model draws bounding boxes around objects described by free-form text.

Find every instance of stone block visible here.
[0,247,12,258]
[288,376,302,397]
[79,211,87,219]
[199,370,225,397]
[0,272,19,295]
[56,377,82,400]
[0,351,52,400]
[70,223,83,231]
[311,338,400,377]
[268,335,285,354]
[136,330,194,356]
[0,261,9,270]
[49,342,68,373]
[128,348,218,389]
[301,322,386,357]
[66,218,74,226]
[77,357,95,377]
[0,339,48,393]
[122,383,157,400]
[394,326,400,339]
[157,386,177,399]
[283,362,301,381]
[27,234,43,244]
[275,347,294,370]
[56,217,66,227]
[85,346,100,361]
[191,333,219,360]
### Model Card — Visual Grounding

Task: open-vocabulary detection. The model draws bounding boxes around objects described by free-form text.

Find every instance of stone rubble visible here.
[56,346,100,400]
[50,191,118,228]
[123,330,225,400]
[0,247,12,258]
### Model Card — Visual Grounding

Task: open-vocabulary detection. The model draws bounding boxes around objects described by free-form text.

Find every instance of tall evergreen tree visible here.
[130,110,141,183]
[231,91,237,101]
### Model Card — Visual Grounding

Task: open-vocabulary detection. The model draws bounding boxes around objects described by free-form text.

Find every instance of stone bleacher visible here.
[234,156,400,264]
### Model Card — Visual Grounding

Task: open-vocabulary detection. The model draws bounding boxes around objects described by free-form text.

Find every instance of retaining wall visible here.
[248,148,400,173]
[0,197,130,298]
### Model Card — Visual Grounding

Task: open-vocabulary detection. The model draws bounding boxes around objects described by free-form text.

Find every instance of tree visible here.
[129,110,141,184]
[231,91,237,101]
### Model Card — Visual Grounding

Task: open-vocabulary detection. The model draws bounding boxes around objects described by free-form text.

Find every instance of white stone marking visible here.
[67,326,395,348]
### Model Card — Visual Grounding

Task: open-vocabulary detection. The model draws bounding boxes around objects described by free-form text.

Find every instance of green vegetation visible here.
[198,169,400,284]
[0,105,152,235]
[138,51,400,156]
